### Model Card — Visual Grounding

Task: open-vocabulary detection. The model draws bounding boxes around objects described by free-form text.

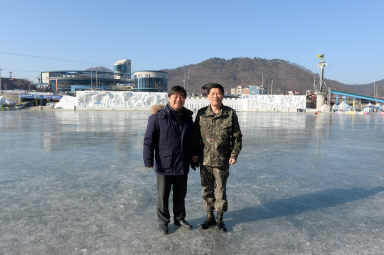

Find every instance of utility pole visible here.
[374,80,376,98]
[261,74,264,95]
[183,71,186,89]
[271,80,273,95]
[261,74,264,87]
[186,69,190,92]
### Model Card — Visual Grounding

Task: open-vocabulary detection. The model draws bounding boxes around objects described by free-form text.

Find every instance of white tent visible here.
[337,101,353,112]
[363,102,381,112]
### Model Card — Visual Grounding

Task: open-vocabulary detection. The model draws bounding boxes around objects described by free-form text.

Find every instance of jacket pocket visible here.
[220,120,232,140]
[221,120,232,129]
[159,152,173,169]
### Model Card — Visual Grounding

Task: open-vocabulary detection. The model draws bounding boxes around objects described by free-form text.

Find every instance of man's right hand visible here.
[146,166,153,168]
[192,156,199,163]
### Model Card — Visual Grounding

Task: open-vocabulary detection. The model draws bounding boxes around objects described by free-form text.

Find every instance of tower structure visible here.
[113,59,131,82]
[316,54,327,92]
[315,54,330,111]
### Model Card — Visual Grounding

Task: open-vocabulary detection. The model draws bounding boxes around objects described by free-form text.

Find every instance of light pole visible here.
[315,54,328,111]
[317,54,327,92]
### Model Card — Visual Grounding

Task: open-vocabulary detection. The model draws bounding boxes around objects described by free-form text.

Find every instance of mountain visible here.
[162,57,384,97]
[0,78,35,91]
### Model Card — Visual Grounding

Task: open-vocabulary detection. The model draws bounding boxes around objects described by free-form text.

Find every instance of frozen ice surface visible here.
[1,111,384,254]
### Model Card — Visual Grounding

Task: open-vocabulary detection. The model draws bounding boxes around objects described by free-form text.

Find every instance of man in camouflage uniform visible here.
[192,83,242,232]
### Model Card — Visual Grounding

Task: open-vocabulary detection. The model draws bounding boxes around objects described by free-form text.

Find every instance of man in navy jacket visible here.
[143,86,193,234]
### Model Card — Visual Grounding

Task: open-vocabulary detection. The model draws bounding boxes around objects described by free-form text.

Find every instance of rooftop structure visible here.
[133,71,167,92]
[113,59,131,81]
[40,70,119,92]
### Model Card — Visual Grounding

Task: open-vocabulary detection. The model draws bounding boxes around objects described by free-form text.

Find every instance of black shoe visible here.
[200,211,216,230]
[159,224,168,235]
[174,218,193,229]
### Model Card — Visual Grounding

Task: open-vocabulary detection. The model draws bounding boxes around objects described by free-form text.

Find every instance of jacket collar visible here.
[205,104,228,118]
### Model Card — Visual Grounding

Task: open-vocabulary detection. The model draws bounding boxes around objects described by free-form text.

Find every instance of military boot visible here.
[199,211,216,229]
[216,211,227,232]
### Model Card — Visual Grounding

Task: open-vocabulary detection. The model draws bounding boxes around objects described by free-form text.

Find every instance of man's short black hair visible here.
[168,86,187,98]
[206,83,224,95]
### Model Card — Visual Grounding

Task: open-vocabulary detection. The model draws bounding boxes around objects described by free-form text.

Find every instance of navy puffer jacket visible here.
[143,104,193,175]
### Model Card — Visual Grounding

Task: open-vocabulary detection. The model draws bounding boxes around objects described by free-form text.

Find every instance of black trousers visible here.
[156,173,188,225]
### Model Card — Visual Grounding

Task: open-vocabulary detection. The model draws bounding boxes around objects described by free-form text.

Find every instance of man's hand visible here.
[192,156,199,163]
[229,158,237,165]
[146,166,153,168]
[191,156,199,171]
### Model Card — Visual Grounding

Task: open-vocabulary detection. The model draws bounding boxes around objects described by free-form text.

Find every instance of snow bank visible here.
[242,95,306,112]
[55,91,307,112]
[0,96,16,105]
[317,104,330,112]
[55,91,168,110]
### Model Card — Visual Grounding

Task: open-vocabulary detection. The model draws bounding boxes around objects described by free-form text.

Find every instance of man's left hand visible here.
[229,158,237,165]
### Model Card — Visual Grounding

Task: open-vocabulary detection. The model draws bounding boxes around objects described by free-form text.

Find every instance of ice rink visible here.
[1,111,384,254]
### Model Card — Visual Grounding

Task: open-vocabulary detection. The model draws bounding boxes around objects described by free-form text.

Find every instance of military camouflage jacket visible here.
[192,105,242,168]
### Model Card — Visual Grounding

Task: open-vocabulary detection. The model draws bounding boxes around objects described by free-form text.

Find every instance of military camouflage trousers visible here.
[200,165,229,212]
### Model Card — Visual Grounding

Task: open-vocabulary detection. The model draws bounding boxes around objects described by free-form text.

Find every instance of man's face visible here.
[208,88,223,108]
[168,92,185,111]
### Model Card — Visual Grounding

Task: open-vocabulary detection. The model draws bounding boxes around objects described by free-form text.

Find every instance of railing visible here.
[330,90,384,103]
